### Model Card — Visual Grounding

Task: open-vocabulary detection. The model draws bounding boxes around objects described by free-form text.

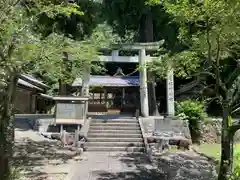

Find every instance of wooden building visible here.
[14,75,52,114]
[72,75,140,114]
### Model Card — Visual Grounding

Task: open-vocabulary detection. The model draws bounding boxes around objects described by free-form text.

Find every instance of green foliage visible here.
[29,0,102,39]
[150,0,240,111]
[9,168,20,180]
[150,0,240,178]
[230,153,240,179]
[149,50,200,80]
[0,0,105,95]
[102,0,196,80]
[176,100,207,143]
[102,0,180,47]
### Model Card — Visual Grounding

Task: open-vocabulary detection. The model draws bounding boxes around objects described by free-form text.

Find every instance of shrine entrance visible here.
[81,75,140,115]
[72,40,176,117]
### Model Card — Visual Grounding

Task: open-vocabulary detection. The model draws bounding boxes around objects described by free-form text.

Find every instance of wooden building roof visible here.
[17,74,48,92]
[72,76,140,87]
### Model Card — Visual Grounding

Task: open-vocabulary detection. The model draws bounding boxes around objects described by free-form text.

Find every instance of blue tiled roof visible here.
[72,76,140,87]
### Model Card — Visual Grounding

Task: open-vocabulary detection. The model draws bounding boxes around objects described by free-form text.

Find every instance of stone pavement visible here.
[66,151,217,180]
[66,152,162,180]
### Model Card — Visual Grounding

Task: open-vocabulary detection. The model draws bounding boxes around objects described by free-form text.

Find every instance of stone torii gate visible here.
[111,41,163,117]
[81,41,175,117]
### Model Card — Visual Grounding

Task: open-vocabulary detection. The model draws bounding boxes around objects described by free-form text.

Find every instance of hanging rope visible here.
[113,67,139,77]
[124,69,138,76]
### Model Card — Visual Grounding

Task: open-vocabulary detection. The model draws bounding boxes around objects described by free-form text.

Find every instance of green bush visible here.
[230,153,240,180]
[176,100,207,144]
[10,168,21,180]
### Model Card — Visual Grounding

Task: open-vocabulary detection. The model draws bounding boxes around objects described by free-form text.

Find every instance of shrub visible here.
[10,168,21,180]
[230,153,240,180]
[176,100,207,144]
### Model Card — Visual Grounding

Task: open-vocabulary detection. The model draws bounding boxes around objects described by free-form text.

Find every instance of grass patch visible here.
[196,143,240,167]
[197,143,240,160]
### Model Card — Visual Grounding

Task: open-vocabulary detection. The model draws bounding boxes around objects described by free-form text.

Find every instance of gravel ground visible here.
[14,120,78,180]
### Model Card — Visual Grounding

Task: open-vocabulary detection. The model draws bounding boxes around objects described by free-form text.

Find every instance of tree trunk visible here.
[58,79,67,95]
[139,7,159,116]
[0,74,19,180]
[147,73,159,116]
[218,103,234,180]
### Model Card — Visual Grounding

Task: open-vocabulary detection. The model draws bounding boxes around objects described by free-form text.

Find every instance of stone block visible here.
[154,118,190,139]
[141,116,164,136]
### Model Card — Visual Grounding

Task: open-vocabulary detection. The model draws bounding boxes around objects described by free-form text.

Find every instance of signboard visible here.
[167,69,175,116]
[56,103,85,120]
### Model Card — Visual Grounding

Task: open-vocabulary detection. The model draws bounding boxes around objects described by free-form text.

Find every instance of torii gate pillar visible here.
[139,48,149,117]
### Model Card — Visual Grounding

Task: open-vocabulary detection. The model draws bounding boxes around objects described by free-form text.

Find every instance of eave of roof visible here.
[17,79,44,91]
[72,76,140,87]
[20,74,49,89]
[53,96,89,101]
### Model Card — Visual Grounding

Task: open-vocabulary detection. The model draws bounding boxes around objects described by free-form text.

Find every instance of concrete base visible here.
[15,114,81,133]
[140,116,164,137]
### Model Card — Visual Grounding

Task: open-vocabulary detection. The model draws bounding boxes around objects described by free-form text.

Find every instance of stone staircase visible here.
[84,118,145,152]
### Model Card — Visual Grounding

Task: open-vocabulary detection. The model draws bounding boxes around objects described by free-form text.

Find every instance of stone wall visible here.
[139,116,191,157]
[140,116,191,138]
[200,119,240,143]
[15,114,85,133]
[15,114,55,132]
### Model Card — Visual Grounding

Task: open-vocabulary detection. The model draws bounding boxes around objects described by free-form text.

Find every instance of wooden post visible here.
[122,87,125,108]
[104,88,108,109]
[74,130,79,147]
[60,124,64,135]
[62,130,66,146]
[30,94,37,113]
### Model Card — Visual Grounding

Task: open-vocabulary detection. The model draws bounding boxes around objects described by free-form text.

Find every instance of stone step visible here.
[87,133,142,138]
[84,146,145,152]
[85,142,144,147]
[90,119,138,124]
[87,137,143,142]
[88,129,142,134]
[89,126,141,131]
[90,122,140,127]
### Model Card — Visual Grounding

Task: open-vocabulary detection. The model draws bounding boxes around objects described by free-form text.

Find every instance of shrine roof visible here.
[17,74,49,91]
[72,76,140,87]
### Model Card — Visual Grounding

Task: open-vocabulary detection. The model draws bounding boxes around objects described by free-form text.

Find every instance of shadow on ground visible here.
[14,120,74,179]
[96,152,218,180]
[13,139,74,179]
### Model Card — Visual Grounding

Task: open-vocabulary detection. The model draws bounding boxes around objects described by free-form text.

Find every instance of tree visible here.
[102,0,188,116]
[149,0,240,179]
[25,0,107,95]
[0,1,98,179]
[32,33,101,95]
